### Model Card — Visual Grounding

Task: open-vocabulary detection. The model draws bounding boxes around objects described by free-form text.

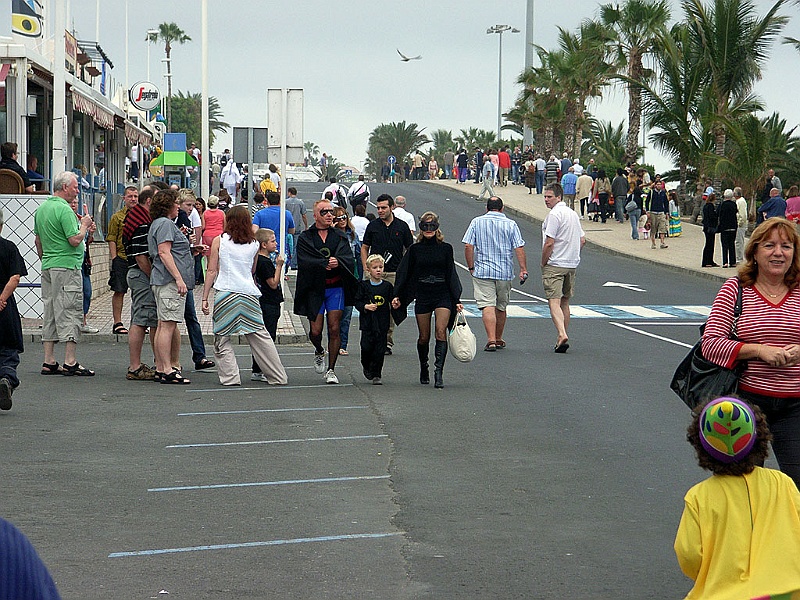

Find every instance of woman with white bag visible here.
[392,212,463,388]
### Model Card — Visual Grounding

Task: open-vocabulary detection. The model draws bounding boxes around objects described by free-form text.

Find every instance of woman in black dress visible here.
[392,212,463,388]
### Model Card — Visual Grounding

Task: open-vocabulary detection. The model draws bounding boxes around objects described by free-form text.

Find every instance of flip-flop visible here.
[554,342,570,354]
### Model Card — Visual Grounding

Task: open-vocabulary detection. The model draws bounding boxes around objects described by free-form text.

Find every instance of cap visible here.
[699,397,757,463]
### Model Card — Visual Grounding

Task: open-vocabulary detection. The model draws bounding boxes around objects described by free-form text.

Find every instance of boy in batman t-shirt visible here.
[354,254,394,385]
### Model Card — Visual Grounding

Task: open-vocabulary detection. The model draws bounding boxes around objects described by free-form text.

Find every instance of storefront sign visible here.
[128,81,160,111]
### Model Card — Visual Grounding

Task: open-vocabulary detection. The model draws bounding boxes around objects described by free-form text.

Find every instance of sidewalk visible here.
[22,277,307,346]
[427,179,734,282]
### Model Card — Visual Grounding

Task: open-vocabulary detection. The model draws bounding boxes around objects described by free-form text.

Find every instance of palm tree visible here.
[366,121,429,180]
[581,118,637,166]
[683,0,789,175]
[169,91,229,147]
[453,127,497,153]
[599,0,671,163]
[516,50,566,156]
[304,141,320,166]
[429,129,455,160]
[147,23,192,132]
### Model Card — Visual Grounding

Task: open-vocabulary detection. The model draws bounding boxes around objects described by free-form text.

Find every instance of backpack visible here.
[526,162,536,174]
[335,186,347,208]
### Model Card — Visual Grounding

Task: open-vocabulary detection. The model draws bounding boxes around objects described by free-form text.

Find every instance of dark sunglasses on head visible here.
[334,215,348,221]
[419,221,439,232]
[319,208,335,215]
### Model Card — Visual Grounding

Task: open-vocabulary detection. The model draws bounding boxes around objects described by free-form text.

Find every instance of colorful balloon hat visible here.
[699,397,757,463]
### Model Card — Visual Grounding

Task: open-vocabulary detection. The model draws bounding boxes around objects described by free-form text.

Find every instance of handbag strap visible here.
[730,278,743,340]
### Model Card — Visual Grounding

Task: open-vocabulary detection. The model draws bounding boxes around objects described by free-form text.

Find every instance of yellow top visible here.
[260,179,276,194]
[675,467,800,599]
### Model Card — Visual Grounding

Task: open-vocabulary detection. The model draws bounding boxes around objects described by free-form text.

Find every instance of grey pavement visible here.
[427,178,734,283]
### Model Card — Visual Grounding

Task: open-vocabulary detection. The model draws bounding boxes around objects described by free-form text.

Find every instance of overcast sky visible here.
[71,0,799,173]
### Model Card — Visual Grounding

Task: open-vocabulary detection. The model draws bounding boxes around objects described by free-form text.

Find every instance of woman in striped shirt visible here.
[702,218,800,486]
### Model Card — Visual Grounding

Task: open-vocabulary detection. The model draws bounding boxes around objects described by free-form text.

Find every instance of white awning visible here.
[72,90,114,130]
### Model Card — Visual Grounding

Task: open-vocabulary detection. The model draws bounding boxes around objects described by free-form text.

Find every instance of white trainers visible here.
[79,324,100,334]
[314,351,326,374]
[325,369,339,384]
[250,372,269,382]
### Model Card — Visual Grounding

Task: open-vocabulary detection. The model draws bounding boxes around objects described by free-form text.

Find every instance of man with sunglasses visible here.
[294,199,358,383]
[360,194,414,354]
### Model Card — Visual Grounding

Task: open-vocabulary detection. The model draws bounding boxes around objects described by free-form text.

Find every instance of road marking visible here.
[148,474,391,492]
[108,531,405,558]
[188,383,354,393]
[178,405,367,417]
[624,322,704,326]
[603,281,647,292]
[454,260,547,301]
[504,305,537,317]
[235,352,316,357]
[166,434,388,449]
[568,305,610,318]
[610,322,694,348]
[611,305,674,319]
[681,305,712,316]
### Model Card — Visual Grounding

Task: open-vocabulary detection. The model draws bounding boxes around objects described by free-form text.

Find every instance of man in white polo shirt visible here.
[541,183,585,354]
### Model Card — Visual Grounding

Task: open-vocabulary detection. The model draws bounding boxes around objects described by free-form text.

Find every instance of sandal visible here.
[160,369,191,385]
[62,363,95,376]
[153,371,166,383]
[41,362,63,375]
[194,358,216,370]
[484,342,497,352]
[495,340,506,349]
[112,322,129,335]
[339,349,349,356]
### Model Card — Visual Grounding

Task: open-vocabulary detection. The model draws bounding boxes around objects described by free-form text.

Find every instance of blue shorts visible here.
[318,287,345,314]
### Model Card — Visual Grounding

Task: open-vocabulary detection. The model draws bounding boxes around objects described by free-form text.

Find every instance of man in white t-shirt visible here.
[392,195,415,234]
[541,183,585,354]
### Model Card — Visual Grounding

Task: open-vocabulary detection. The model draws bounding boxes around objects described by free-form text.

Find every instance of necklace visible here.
[757,282,787,298]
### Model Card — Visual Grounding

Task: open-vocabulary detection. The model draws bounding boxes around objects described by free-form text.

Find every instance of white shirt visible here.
[269,172,281,188]
[213,234,261,295]
[534,158,546,171]
[322,183,343,199]
[351,215,370,242]
[572,162,584,175]
[187,207,202,229]
[393,206,415,233]
[542,201,584,268]
[736,196,748,228]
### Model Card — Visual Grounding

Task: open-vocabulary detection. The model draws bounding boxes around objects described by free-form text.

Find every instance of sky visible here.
[69,0,799,174]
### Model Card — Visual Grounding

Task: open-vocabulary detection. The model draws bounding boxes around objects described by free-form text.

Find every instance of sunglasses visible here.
[319,208,335,215]
[419,221,439,232]
[334,215,348,221]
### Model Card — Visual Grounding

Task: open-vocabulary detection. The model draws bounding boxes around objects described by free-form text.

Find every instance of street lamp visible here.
[487,24,520,142]
[146,29,158,81]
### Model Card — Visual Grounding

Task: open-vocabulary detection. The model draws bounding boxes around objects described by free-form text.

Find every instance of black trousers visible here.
[360,329,388,378]
[702,231,717,266]
[720,230,736,266]
[738,391,800,489]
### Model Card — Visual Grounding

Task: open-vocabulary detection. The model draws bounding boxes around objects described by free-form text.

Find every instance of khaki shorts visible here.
[541,265,577,299]
[650,212,668,236]
[127,268,159,328]
[472,277,512,311]
[41,268,83,343]
[152,281,185,323]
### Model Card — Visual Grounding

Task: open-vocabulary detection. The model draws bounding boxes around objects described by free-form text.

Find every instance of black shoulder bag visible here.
[670,280,745,409]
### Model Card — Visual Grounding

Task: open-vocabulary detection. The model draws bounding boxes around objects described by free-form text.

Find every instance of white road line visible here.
[623,322,704,326]
[167,434,388,449]
[188,383,354,393]
[681,306,712,316]
[504,305,537,317]
[612,305,675,319]
[178,406,368,417]
[148,474,390,492]
[569,305,609,318]
[610,322,694,348]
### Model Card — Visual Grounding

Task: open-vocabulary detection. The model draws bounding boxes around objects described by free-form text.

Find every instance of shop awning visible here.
[124,120,153,146]
[72,90,114,130]
[149,151,198,167]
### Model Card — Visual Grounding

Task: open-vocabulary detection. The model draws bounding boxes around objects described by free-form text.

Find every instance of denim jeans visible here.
[629,208,641,239]
[0,346,20,388]
[511,164,520,184]
[340,305,353,350]
[82,270,92,316]
[184,290,207,365]
[614,196,626,222]
[535,171,545,194]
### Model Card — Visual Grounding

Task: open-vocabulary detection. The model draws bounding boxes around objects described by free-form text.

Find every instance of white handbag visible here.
[448,310,476,362]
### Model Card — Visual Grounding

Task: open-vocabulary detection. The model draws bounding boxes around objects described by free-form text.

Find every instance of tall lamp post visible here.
[146,29,158,81]
[486,24,520,142]
[523,0,535,149]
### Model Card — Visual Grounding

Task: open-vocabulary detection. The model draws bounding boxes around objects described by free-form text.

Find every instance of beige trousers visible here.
[214,330,288,386]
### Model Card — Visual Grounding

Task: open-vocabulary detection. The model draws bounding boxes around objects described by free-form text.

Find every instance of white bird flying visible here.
[397,49,422,62]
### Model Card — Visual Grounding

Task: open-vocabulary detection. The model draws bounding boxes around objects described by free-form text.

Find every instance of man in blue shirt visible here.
[757,187,787,224]
[560,166,578,211]
[252,191,295,253]
[463,197,527,351]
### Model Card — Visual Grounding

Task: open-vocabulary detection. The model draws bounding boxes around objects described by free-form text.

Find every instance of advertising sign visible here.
[129,81,161,112]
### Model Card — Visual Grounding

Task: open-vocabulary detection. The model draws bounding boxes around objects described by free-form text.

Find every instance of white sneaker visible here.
[325,369,339,384]
[314,351,326,374]
[79,324,99,334]
[250,372,268,382]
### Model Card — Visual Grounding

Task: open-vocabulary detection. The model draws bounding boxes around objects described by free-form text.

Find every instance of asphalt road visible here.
[1,181,752,598]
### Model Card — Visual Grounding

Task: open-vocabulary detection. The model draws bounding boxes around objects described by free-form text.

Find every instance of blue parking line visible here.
[178,405,368,417]
[108,531,404,558]
[148,474,391,492]
[167,434,388,449]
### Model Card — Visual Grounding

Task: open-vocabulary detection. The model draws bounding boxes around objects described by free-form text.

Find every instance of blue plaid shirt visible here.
[462,211,525,280]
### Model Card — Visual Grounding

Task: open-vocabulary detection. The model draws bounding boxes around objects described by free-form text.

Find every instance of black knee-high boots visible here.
[433,340,447,389]
[417,343,430,385]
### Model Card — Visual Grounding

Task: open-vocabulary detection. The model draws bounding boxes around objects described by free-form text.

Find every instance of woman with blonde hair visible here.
[333,206,359,355]
[392,212,463,388]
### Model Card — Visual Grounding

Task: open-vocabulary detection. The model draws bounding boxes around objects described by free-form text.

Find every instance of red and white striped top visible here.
[702,277,800,397]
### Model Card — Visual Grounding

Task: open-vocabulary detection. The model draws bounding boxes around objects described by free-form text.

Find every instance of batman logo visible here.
[373,295,385,307]
[12,0,42,38]
[319,247,331,258]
